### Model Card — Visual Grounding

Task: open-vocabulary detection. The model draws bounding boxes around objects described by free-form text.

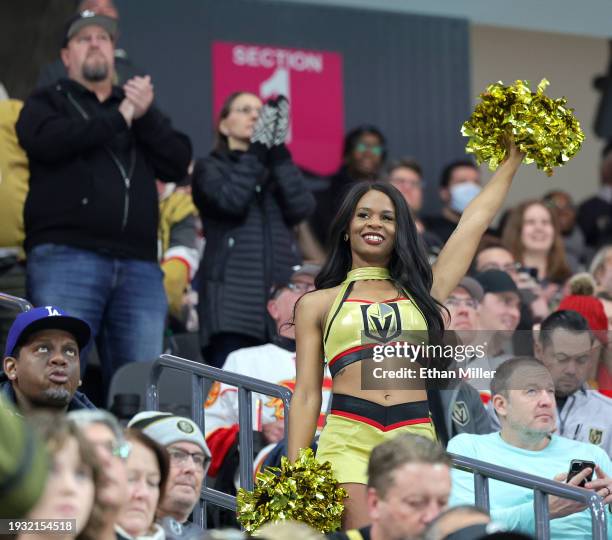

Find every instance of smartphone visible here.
[518,266,539,280]
[567,459,596,487]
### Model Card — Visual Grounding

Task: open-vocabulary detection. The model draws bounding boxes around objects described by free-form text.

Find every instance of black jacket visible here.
[0,378,96,412]
[192,149,315,347]
[16,79,192,261]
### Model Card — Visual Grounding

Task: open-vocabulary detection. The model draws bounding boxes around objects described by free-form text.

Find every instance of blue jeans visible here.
[27,244,167,390]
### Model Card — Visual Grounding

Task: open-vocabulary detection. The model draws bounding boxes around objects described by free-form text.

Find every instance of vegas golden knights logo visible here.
[589,428,603,446]
[452,401,470,427]
[361,303,402,343]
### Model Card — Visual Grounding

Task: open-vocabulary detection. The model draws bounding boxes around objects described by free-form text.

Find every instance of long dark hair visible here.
[315,181,445,338]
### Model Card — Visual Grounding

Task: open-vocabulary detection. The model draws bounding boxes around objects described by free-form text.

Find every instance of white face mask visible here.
[449,182,482,213]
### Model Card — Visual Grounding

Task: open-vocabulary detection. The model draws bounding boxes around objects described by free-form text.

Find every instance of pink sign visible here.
[212,41,344,176]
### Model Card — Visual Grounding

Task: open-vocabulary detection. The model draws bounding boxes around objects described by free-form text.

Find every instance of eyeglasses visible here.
[287,281,315,294]
[445,297,478,309]
[231,105,261,116]
[168,448,211,471]
[94,440,131,460]
[390,178,425,189]
[355,142,384,156]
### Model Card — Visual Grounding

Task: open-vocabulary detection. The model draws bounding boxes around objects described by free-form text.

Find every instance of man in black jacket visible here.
[16,11,192,393]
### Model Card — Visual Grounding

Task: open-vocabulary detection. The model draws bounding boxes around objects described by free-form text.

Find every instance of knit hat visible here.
[127,411,211,458]
[557,273,608,344]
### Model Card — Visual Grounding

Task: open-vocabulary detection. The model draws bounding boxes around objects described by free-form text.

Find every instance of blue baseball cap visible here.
[4,306,92,358]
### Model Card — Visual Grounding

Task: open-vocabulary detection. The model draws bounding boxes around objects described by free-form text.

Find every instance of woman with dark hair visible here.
[116,429,169,540]
[288,142,524,529]
[310,125,387,247]
[192,92,315,367]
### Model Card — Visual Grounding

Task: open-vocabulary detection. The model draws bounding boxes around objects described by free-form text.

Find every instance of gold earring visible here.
[343,233,349,242]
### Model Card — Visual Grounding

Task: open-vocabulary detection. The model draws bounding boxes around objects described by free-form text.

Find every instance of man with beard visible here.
[534,310,612,456]
[128,411,211,538]
[1,306,95,412]
[16,11,191,400]
[449,357,612,539]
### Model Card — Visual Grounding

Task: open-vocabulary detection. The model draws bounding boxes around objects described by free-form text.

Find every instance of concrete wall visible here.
[470,25,608,210]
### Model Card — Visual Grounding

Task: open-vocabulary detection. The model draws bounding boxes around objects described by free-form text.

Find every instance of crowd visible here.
[2,1,612,539]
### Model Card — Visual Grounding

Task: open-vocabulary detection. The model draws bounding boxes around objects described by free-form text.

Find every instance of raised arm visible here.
[287,292,325,462]
[431,142,524,302]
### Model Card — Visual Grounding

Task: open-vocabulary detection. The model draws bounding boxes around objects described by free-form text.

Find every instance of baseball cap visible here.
[63,10,118,47]
[269,263,321,299]
[4,306,92,358]
[474,270,519,295]
[455,276,484,302]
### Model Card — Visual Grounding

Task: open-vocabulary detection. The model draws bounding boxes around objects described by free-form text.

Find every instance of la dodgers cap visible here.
[4,306,92,358]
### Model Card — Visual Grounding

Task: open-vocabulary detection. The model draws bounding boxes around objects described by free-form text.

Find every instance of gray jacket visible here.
[441,381,494,438]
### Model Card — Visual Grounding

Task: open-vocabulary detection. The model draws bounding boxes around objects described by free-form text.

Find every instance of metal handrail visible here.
[146,354,293,527]
[452,453,608,539]
[0,293,32,313]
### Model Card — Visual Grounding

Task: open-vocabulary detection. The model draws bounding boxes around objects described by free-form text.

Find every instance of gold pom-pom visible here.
[462,79,585,176]
[236,448,347,533]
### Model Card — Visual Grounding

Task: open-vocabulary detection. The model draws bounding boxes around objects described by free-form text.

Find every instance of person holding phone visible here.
[449,357,612,539]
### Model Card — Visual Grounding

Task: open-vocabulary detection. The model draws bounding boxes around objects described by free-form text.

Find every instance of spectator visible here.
[440,277,494,436]
[329,434,452,540]
[557,273,611,395]
[36,0,140,88]
[449,357,612,538]
[424,506,502,540]
[69,410,131,540]
[116,429,169,540]
[422,160,482,244]
[204,266,331,487]
[501,200,571,290]
[590,245,612,296]
[157,178,200,328]
[192,93,314,368]
[0,96,28,354]
[534,310,612,455]
[309,125,387,247]
[128,412,211,537]
[0,397,48,519]
[577,143,612,249]
[2,307,95,413]
[473,271,521,363]
[16,11,191,395]
[26,413,102,540]
[542,190,586,271]
[473,242,520,280]
[387,158,442,256]
[257,521,323,540]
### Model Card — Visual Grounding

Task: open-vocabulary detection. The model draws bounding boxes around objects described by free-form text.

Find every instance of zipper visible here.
[66,90,136,232]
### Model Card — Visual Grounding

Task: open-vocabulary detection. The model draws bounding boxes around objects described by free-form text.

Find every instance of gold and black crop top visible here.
[323,266,428,378]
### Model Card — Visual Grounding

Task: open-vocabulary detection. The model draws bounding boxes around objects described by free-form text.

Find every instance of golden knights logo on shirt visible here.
[589,428,603,446]
[361,303,402,343]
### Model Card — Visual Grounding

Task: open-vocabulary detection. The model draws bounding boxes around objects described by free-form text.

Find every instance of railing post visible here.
[238,387,254,492]
[533,490,551,539]
[473,473,490,511]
